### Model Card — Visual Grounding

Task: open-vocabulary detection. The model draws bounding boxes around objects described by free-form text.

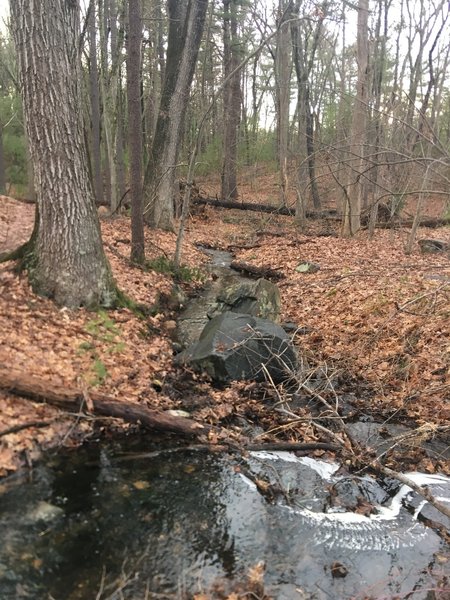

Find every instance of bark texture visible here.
[0,368,211,438]
[143,0,208,231]
[11,0,117,308]
[127,0,145,262]
[342,0,369,236]
[88,0,103,205]
[221,0,241,202]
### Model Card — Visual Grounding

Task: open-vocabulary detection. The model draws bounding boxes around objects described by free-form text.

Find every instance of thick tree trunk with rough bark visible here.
[11,0,117,308]
[143,0,208,231]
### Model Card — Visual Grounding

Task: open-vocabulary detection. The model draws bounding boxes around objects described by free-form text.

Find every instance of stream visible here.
[0,440,448,599]
[0,247,448,599]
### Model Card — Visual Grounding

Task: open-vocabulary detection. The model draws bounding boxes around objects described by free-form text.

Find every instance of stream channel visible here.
[0,248,449,599]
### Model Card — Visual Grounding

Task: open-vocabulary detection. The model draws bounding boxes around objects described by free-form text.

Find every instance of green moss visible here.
[146,255,206,283]
[113,287,155,318]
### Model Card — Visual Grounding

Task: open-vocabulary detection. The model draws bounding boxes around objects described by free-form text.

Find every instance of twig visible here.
[275,406,348,448]
[371,462,450,520]
[95,566,107,600]
[0,420,51,437]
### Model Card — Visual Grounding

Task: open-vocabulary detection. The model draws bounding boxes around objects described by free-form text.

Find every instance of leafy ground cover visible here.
[0,187,449,477]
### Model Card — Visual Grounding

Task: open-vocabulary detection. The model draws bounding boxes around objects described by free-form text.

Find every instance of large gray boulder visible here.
[180,312,298,383]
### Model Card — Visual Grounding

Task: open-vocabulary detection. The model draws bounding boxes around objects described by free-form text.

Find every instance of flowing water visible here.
[0,439,448,599]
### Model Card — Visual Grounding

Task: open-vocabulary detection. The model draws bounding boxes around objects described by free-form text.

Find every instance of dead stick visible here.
[0,420,51,438]
[372,462,450,520]
[113,441,339,462]
[0,368,211,438]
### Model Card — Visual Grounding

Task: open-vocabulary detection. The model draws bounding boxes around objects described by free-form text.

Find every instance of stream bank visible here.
[1,215,449,599]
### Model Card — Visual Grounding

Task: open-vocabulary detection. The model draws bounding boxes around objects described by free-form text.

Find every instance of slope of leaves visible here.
[0,193,449,476]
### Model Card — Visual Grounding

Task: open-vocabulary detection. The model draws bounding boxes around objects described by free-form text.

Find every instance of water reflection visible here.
[0,441,448,600]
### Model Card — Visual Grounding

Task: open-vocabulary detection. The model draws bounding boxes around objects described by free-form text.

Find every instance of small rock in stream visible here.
[26,501,64,523]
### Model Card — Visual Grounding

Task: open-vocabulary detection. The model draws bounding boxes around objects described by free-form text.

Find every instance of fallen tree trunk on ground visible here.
[0,368,211,438]
[358,216,450,229]
[194,197,296,216]
[376,217,450,229]
[196,198,450,228]
[230,260,285,281]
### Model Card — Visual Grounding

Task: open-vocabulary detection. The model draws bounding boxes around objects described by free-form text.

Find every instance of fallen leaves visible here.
[0,192,449,477]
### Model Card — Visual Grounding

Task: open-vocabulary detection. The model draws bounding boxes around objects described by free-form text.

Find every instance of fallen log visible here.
[361,216,450,229]
[230,260,285,281]
[0,368,211,438]
[193,197,296,216]
[113,441,339,462]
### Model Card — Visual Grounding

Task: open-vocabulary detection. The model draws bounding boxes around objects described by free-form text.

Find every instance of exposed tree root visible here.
[0,237,34,265]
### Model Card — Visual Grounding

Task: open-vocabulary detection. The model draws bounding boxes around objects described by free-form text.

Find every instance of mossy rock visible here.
[207,276,281,322]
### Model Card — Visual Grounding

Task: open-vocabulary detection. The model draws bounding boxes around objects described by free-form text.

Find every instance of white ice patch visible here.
[297,456,341,479]
[402,471,450,487]
[250,451,340,479]
[244,452,450,551]
[238,473,258,490]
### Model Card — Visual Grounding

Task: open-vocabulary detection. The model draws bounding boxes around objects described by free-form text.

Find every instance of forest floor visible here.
[0,182,449,478]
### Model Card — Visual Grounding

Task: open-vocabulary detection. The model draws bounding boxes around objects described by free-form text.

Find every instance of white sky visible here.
[0,0,8,32]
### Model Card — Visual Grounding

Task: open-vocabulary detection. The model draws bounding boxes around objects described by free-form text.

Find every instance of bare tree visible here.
[291,0,326,223]
[221,0,241,202]
[274,0,292,206]
[143,0,208,231]
[110,0,127,205]
[88,0,103,205]
[342,0,369,237]
[127,0,145,263]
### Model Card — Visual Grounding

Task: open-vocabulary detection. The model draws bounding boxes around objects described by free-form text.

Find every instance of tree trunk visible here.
[368,0,390,237]
[0,123,5,194]
[143,0,208,231]
[342,0,369,237]
[127,0,145,263]
[88,0,103,205]
[275,1,291,207]
[11,0,117,308]
[110,0,127,207]
[0,368,211,438]
[221,0,241,202]
[290,1,325,219]
[99,0,115,211]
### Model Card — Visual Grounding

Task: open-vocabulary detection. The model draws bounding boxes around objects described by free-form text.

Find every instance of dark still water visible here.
[0,439,448,599]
